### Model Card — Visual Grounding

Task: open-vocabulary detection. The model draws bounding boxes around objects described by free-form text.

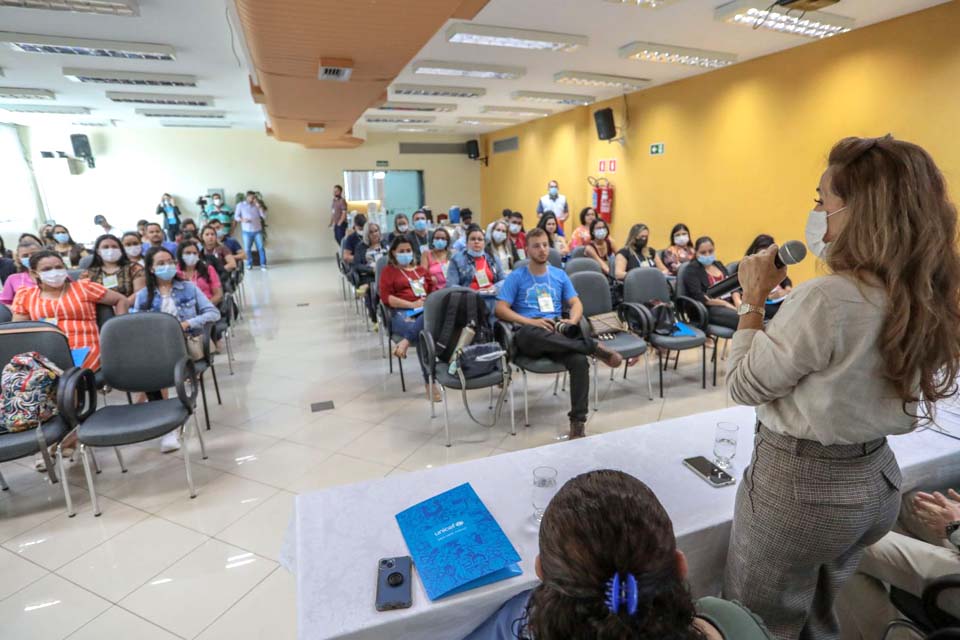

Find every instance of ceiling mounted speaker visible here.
[466,139,480,159]
[594,108,616,141]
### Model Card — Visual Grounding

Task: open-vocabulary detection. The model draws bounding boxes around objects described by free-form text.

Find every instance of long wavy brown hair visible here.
[826,135,960,418]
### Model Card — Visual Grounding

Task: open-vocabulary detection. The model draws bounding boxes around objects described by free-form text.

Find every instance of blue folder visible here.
[406,307,425,318]
[70,347,91,367]
[671,322,697,337]
[395,483,522,601]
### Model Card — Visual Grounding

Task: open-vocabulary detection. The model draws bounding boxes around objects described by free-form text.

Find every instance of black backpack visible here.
[435,290,492,363]
[646,300,677,336]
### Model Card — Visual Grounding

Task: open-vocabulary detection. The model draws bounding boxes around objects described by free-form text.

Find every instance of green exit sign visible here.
[376,160,389,167]
[649,143,665,156]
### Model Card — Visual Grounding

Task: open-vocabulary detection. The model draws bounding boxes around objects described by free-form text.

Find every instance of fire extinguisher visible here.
[588,176,614,223]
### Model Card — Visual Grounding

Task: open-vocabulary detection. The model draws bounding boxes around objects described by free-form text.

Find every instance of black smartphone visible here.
[375,556,413,612]
[683,456,735,488]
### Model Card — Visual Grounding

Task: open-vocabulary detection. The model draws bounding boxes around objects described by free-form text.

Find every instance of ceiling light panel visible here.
[458,117,523,126]
[511,90,596,106]
[604,0,680,6]
[0,32,175,60]
[107,91,214,106]
[0,0,139,15]
[0,103,89,113]
[162,123,233,128]
[554,71,650,91]
[392,84,485,98]
[376,101,456,113]
[397,126,441,133]
[135,108,225,118]
[715,1,854,38]
[619,41,738,68]
[63,68,196,87]
[0,87,55,99]
[365,116,436,124]
[71,121,111,126]
[481,105,553,117]
[413,60,525,80]
[446,23,587,52]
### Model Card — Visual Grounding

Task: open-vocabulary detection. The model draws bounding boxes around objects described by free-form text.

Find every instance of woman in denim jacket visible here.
[132,247,220,337]
[446,224,505,290]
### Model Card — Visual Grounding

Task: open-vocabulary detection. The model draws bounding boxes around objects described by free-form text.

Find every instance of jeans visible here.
[334,221,348,245]
[514,323,596,422]
[166,222,179,242]
[390,310,429,382]
[242,230,266,267]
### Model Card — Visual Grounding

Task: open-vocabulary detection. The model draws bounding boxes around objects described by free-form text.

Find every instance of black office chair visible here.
[0,304,11,323]
[375,255,407,392]
[883,574,960,639]
[193,322,223,430]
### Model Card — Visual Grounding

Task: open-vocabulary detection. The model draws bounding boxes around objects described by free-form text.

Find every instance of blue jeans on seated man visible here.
[242,231,266,268]
[390,310,429,382]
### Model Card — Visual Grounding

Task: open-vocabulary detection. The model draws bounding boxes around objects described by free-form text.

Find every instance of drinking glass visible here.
[532,466,558,524]
[713,422,739,470]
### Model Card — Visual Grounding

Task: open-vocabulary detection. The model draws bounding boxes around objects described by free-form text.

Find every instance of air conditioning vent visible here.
[0,32,175,60]
[0,103,89,114]
[0,87,55,100]
[63,68,196,87]
[107,91,214,106]
[392,84,485,99]
[366,116,435,124]
[376,101,456,113]
[318,57,353,82]
[162,123,232,128]
[135,108,225,118]
[493,136,519,154]
[399,142,471,154]
[0,0,139,15]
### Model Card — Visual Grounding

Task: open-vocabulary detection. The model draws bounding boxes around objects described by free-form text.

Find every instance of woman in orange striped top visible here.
[12,250,129,371]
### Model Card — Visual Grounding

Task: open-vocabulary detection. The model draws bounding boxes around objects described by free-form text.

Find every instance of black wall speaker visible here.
[70,134,92,158]
[594,108,616,141]
[466,139,480,159]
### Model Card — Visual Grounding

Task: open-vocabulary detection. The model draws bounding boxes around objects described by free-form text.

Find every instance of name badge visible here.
[517,249,526,260]
[102,274,119,289]
[475,268,491,288]
[410,278,427,298]
[537,289,555,313]
[42,317,59,327]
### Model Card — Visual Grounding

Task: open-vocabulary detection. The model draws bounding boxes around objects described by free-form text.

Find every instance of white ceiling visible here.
[369,0,952,134]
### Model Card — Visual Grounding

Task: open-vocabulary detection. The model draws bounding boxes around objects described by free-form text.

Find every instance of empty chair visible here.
[547,248,562,268]
[676,261,735,387]
[569,246,587,259]
[564,257,602,276]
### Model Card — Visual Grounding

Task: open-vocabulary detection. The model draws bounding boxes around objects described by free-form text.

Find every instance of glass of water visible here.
[532,466,558,524]
[714,422,739,470]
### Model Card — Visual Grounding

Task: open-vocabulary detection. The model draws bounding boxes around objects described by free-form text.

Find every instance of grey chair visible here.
[622,268,708,397]
[77,254,94,270]
[193,322,223,430]
[0,322,93,494]
[513,259,529,271]
[66,313,205,517]
[495,322,568,428]
[564,257,602,276]
[570,271,653,403]
[726,260,740,276]
[418,287,515,446]
[676,262,735,387]
[375,255,407,392]
[0,304,11,323]
[570,246,587,259]
[215,292,238,375]
[547,248,562,268]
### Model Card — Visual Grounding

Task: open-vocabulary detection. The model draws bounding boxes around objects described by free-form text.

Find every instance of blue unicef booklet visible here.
[395,483,522,601]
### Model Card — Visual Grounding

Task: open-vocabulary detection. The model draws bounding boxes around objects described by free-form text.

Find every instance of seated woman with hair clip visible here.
[82,233,146,306]
[465,469,773,640]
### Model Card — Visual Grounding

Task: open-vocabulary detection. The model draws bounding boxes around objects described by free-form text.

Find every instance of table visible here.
[280,406,960,640]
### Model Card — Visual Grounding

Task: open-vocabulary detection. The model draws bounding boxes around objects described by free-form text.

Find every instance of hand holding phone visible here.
[375,556,413,611]
[683,456,735,488]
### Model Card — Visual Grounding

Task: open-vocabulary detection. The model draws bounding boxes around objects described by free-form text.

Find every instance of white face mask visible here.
[674,234,689,246]
[804,206,847,258]
[182,254,200,267]
[39,269,68,287]
[98,248,122,263]
[124,244,143,258]
[595,228,608,240]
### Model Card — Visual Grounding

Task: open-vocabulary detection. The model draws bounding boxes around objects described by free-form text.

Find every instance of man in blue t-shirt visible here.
[496,228,622,439]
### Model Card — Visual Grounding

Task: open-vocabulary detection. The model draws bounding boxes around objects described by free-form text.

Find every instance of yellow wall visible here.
[480,1,960,283]
[17,128,481,261]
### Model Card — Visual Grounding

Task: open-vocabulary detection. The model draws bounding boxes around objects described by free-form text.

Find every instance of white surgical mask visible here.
[39,269,68,287]
[492,230,507,244]
[98,248,122,263]
[124,244,143,258]
[804,206,847,258]
[595,228,608,240]
[674,234,689,246]
[509,223,521,235]
[182,254,200,267]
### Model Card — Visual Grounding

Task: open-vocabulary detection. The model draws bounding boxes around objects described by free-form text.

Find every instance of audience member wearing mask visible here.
[209,219,245,263]
[662,223,696,276]
[447,225,505,291]
[142,222,178,254]
[405,210,433,261]
[486,221,519,275]
[156,193,183,242]
[0,239,42,306]
[615,224,664,280]
[451,208,475,251]
[421,227,452,290]
[464,470,773,640]
[204,193,233,229]
[681,236,741,331]
[485,209,512,242]
[51,224,87,269]
[82,234,145,305]
[178,241,223,306]
[341,214,366,264]
[93,214,115,238]
[583,218,614,277]
[537,212,568,258]
[570,207,598,249]
[234,191,268,270]
[176,218,199,243]
[132,247,220,452]
[388,214,410,246]
[378,237,439,401]
[537,179,569,236]
[200,224,238,275]
[122,232,146,268]
[744,234,793,319]
[508,211,527,258]
[352,222,388,325]
[328,185,349,244]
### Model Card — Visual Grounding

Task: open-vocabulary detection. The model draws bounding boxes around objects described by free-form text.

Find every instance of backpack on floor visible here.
[1,351,63,434]
[434,289,492,363]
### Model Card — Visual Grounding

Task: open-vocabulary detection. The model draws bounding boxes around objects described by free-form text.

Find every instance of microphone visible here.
[705,240,807,299]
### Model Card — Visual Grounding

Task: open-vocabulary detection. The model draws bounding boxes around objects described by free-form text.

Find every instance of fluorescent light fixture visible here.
[458,116,523,126]
[0,87,55,99]
[106,92,213,106]
[446,23,587,52]
[481,105,553,117]
[0,103,89,113]
[511,90,595,106]
[306,123,325,133]
[603,0,679,6]
[619,41,738,68]
[397,126,441,133]
[63,67,196,86]
[376,101,456,113]
[714,1,854,38]
[0,32,175,60]
[71,121,111,126]
[161,122,233,128]
[365,115,436,124]
[392,84,485,98]
[0,0,139,15]
[413,60,524,80]
[135,108,225,118]
[554,71,649,91]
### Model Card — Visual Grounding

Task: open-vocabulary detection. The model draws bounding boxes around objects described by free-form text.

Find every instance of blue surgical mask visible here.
[697,254,716,266]
[433,239,448,250]
[154,264,178,281]
[413,219,427,232]
[54,232,70,244]
[20,256,32,268]
[467,248,485,259]
[492,230,507,244]
[548,187,559,197]
[396,252,414,266]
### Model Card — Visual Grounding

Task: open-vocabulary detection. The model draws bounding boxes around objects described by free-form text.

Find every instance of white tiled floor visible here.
[0,260,732,639]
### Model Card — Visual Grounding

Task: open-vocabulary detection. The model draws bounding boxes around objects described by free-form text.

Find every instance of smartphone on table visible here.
[683,456,736,488]
[375,556,413,611]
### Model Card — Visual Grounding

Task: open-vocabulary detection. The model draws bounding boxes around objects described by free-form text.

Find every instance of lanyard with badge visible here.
[533,272,555,314]
[42,287,67,327]
[402,268,427,298]
[102,268,120,290]
[474,256,491,288]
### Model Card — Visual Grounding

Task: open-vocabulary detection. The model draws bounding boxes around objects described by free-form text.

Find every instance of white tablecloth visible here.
[280,406,960,640]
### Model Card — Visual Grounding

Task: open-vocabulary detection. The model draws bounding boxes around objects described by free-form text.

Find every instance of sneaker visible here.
[260,265,267,271]
[356,284,369,297]
[568,420,586,440]
[370,321,379,333]
[160,431,181,453]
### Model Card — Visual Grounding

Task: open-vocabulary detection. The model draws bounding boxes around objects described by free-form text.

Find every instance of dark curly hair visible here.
[520,470,703,640]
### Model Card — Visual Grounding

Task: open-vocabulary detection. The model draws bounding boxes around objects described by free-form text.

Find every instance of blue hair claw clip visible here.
[605,572,639,616]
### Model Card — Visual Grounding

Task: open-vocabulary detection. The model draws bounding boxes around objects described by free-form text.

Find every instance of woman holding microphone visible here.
[724,135,960,640]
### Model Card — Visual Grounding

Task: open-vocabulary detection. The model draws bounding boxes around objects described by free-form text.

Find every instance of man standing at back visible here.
[234,191,267,270]
[496,227,621,440]
[536,179,568,236]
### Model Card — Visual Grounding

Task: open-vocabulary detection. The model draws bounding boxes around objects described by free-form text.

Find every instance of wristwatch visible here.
[947,521,960,538]
[737,303,764,318]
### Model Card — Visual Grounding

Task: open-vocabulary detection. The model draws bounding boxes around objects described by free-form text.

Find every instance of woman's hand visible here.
[738,245,787,305]
[180,321,191,331]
